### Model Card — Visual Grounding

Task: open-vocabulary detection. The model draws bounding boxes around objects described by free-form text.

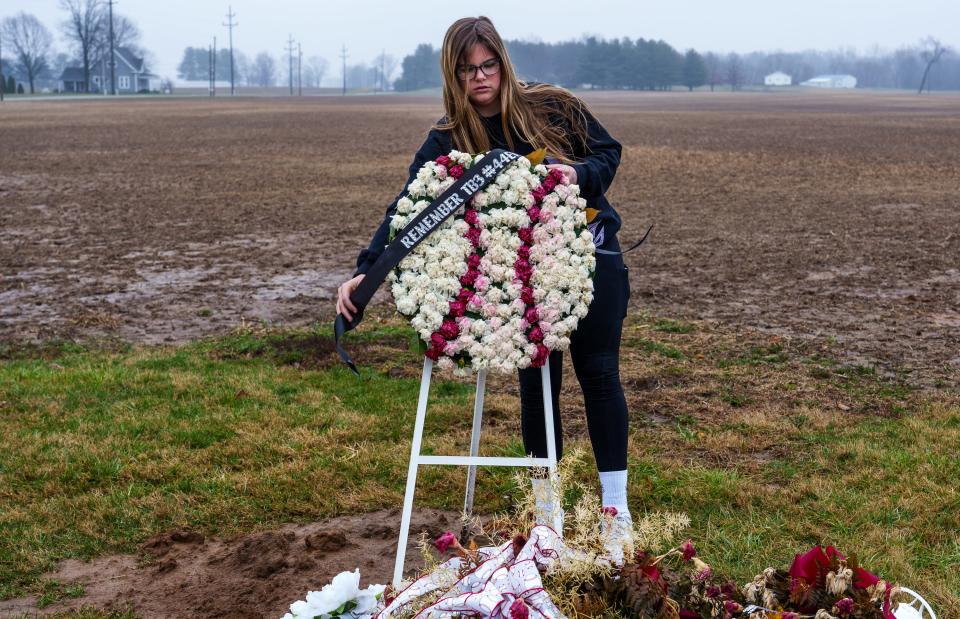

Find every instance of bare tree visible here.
[90,13,141,89]
[918,37,949,93]
[703,51,722,91]
[60,0,105,93]
[305,55,328,88]
[373,52,398,91]
[726,52,744,91]
[249,51,277,87]
[1,13,53,94]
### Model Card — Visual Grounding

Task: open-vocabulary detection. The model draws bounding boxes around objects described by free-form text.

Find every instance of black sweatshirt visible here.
[354,104,623,277]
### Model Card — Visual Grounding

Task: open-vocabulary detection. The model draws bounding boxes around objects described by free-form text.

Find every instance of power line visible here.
[285,34,296,96]
[223,6,238,96]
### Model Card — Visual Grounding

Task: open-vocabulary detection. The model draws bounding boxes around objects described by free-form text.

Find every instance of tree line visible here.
[393,36,957,92]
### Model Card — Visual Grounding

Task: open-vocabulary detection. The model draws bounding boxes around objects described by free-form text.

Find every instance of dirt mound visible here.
[0,508,465,619]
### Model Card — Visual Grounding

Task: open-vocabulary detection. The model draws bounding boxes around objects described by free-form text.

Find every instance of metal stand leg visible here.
[392,357,433,589]
[463,370,487,517]
[391,360,559,588]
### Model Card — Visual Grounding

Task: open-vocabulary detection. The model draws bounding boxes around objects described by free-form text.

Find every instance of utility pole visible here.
[381,48,386,92]
[208,43,213,96]
[285,35,296,96]
[298,42,302,96]
[213,36,217,96]
[223,6,238,95]
[1,30,5,102]
[340,44,348,96]
[107,0,117,95]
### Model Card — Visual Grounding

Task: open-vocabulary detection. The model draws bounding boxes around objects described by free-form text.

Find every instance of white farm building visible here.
[764,71,792,86]
[800,74,857,89]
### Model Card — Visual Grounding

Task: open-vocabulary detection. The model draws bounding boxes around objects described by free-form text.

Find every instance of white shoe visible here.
[599,506,633,566]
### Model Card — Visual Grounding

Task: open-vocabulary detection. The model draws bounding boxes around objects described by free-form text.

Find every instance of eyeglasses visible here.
[456,58,500,81]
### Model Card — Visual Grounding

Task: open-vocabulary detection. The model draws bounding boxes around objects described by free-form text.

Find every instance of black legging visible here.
[517,241,630,472]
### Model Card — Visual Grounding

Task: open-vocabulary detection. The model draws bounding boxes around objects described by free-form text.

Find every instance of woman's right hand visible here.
[336,274,365,322]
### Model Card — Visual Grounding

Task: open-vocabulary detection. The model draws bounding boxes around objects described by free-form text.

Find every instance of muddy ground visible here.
[0,91,958,617]
[2,92,958,384]
[0,508,469,618]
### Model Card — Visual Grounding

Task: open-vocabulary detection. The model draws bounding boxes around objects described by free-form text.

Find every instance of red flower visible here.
[449,300,466,317]
[601,506,618,517]
[723,600,742,615]
[518,227,534,244]
[511,534,527,556]
[853,566,880,589]
[460,269,479,287]
[706,585,721,599]
[521,287,536,305]
[430,333,447,349]
[517,245,530,260]
[439,320,460,339]
[788,545,832,589]
[434,531,457,553]
[527,206,541,223]
[425,346,441,361]
[548,167,566,184]
[449,164,464,179]
[833,598,855,617]
[465,227,482,247]
[541,175,557,192]
[721,581,738,599]
[681,540,696,562]
[464,209,479,226]
[524,307,539,323]
[528,326,544,342]
[468,253,481,268]
[679,611,699,619]
[435,155,451,167]
[509,599,529,619]
[532,186,547,203]
[457,287,473,303]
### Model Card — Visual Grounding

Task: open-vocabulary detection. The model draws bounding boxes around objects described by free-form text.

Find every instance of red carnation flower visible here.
[601,506,618,517]
[509,599,529,619]
[430,333,447,348]
[468,253,481,268]
[425,346,441,361]
[439,320,460,339]
[681,540,697,562]
[527,206,542,223]
[464,209,479,226]
[518,227,534,244]
[460,269,479,287]
[449,300,466,317]
[521,287,536,305]
[529,326,544,342]
[449,164,464,179]
[532,186,547,202]
[541,175,557,192]
[834,598,855,617]
[435,155,451,167]
[524,307,539,323]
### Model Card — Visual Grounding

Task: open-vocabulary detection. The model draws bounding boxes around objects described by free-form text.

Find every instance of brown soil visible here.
[0,508,466,618]
[1,92,958,384]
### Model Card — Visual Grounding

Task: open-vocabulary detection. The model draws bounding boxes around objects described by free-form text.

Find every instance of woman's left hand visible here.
[545,163,577,185]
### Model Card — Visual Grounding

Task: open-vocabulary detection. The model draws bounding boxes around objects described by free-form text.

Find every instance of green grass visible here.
[1,317,958,614]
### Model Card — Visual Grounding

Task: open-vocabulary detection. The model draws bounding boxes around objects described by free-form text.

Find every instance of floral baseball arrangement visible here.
[280,452,924,619]
[388,149,596,374]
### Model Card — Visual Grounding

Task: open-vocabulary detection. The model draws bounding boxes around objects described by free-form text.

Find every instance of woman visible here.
[337,16,631,554]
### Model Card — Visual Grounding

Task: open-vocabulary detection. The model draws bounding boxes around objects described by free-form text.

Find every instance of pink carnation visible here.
[434,531,457,553]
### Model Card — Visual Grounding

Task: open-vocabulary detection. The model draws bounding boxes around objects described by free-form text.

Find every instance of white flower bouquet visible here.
[388,150,596,375]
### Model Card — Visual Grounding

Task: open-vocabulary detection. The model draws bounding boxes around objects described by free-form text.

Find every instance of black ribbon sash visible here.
[335,148,522,375]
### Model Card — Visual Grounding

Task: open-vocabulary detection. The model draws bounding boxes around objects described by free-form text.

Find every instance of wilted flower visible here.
[434,531,458,553]
[681,539,696,562]
[833,597,856,616]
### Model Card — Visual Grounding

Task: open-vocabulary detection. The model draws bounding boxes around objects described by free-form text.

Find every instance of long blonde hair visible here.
[437,16,591,164]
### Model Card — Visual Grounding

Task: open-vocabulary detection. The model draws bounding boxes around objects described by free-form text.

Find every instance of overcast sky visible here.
[5,0,958,83]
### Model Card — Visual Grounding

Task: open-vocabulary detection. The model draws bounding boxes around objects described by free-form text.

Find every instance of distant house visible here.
[800,74,857,89]
[59,47,160,93]
[764,71,792,86]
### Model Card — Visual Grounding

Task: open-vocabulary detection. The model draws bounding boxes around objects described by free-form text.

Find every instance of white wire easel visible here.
[392,357,559,588]
[894,587,937,619]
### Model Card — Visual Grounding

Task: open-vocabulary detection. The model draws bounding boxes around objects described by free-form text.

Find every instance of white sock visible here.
[599,470,630,517]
